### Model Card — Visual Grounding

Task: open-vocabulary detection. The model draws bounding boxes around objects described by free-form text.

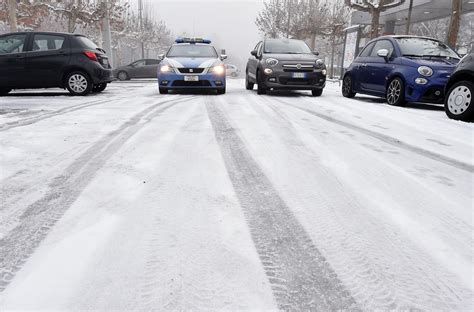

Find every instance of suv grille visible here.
[283,63,314,72]
[178,68,205,74]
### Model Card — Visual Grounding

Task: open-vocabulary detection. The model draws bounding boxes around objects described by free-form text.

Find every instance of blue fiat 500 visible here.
[157,38,227,94]
[342,36,460,106]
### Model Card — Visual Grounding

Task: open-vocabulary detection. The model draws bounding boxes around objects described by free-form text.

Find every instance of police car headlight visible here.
[160,65,173,73]
[418,66,433,77]
[266,58,279,66]
[209,64,225,75]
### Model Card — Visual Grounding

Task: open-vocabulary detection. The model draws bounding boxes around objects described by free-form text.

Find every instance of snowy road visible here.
[0,80,472,310]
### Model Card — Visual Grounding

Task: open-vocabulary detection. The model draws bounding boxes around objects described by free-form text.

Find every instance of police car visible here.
[157,38,227,94]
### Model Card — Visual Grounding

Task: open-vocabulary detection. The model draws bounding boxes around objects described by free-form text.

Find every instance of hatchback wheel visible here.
[117,71,129,81]
[0,88,12,96]
[445,81,474,121]
[312,89,323,97]
[92,83,107,93]
[66,72,92,96]
[386,77,406,106]
[342,75,356,98]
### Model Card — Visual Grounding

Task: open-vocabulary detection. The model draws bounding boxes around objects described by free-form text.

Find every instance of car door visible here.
[247,41,262,81]
[128,60,147,78]
[0,33,28,87]
[364,39,397,94]
[145,59,160,78]
[353,41,376,92]
[25,34,70,87]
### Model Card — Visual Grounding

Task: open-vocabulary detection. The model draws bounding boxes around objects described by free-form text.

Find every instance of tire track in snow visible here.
[244,94,472,309]
[0,96,195,291]
[272,98,474,173]
[0,98,112,131]
[206,97,358,311]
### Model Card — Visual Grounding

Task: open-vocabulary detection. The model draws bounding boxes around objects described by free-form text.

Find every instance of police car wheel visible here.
[0,88,12,96]
[445,80,474,121]
[159,88,168,94]
[312,89,323,97]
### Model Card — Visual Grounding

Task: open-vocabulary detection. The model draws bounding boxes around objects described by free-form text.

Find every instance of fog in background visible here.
[146,0,265,70]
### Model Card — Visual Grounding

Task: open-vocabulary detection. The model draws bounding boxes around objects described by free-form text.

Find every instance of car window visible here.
[359,42,375,57]
[370,40,395,58]
[146,59,160,65]
[132,60,146,66]
[0,34,26,54]
[257,42,263,56]
[167,45,217,58]
[76,36,100,50]
[32,34,65,51]
[253,42,261,52]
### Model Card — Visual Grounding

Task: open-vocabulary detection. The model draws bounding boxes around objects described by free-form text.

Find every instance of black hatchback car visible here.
[444,52,474,121]
[0,32,113,96]
[245,38,326,96]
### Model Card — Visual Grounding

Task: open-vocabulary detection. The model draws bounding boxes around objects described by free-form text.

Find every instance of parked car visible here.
[245,38,326,96]
[157,37,227,94]
[342,35,460,106]
[444,52,474,121]
[114,59,161,80]
[0,32,113,96]
[225,64,240,77]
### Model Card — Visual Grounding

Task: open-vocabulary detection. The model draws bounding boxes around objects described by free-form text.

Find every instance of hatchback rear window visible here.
[0,34,26,54]
[76,36,100,50]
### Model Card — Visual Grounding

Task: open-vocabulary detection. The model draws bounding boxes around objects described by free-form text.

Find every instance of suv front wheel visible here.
[256,70,266,95]
[66,72,92,96]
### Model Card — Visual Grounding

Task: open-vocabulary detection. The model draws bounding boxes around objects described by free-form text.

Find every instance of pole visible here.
[405,0,414,35]
[138,0,145,59]
[103,0,113,67]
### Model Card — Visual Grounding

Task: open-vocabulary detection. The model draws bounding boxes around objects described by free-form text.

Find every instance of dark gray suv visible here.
[245,38,326,96]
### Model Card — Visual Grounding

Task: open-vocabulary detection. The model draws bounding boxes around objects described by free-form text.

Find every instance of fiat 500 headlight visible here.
[265,58,279,66]
[418,66,433,77]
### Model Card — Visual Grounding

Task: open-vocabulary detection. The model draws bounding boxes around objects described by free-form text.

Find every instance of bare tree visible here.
[344,0,406,38]
[7,0,17,32]
[447,0,461,48]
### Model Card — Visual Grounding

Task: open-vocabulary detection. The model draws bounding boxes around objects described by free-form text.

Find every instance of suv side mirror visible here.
[251,50,258,58]
[313,51,319,56]
[158,54,164,60]
[377,49,389,61]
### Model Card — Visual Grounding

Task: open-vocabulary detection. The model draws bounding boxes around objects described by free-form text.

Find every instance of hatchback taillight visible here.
[83,51,98,62]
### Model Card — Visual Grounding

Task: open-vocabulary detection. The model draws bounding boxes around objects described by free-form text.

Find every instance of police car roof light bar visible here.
[175,37,212,44]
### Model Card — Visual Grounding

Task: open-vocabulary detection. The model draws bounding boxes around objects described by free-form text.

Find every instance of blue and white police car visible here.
[157,38,227,94]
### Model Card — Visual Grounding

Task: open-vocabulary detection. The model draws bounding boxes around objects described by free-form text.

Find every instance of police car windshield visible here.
[396,38,459,59]
[264,39,312,54]
[167,45,217,58]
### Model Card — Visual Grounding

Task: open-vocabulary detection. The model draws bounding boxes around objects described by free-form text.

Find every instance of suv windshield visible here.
[264,39,312,54]
[167,45,217,58]
[396,37,459,59]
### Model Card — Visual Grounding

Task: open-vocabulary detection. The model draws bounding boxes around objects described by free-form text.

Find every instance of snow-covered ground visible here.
[0,80,472,310]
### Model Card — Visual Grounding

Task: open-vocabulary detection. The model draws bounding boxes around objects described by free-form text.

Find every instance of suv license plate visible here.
[184,76,199,81]
[292,72,306,78]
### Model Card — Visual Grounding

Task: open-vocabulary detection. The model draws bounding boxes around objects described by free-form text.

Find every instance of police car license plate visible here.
[184,75,199,81]
[292,72,306,78]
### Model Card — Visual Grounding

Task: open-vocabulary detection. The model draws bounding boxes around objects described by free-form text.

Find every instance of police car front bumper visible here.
[158,73,226,89]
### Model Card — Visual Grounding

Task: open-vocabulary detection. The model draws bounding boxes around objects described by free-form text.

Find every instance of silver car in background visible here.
[114,59,161,80]
[225,64,240,77]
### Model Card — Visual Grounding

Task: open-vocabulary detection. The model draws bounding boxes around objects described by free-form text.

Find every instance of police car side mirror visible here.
[220,54,228,61]
[158,54,164,60]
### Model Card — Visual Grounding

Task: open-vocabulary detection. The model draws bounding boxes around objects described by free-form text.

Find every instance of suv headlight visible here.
[160,64,173,73]
[418,66,433,77]
[209,64,225,75]
[265,58,279,66]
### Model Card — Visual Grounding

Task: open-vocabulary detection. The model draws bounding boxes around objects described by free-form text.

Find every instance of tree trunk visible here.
[370,8,381,39]
[7,0,17,32]
[310,33,316,51]
[447,0,461,49]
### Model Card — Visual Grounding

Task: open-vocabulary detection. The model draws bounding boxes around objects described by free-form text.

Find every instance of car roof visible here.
[2,31,86,37]
[374,35,441,42]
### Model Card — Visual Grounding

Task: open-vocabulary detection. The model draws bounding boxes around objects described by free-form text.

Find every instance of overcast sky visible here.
[144,0,265,68]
